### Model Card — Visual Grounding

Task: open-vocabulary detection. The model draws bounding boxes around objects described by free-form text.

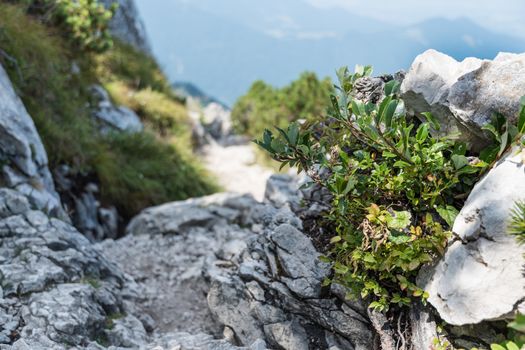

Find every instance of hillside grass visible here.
[0,2,218,219]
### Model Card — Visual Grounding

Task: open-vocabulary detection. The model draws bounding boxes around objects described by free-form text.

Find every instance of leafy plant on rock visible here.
[256,65,488,311]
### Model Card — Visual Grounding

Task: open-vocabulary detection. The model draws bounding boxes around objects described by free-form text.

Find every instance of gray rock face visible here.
[91,85,143,134]
[100,194,259,338]
[0,189,254,350]
[401,49,525,151]
[102,192,375,349]
[100,0,151,53]
[0,64,63,218]
[201,102,233,141]
[421,147,525,325]
[353,72,405,104]
[0,189,130,349]
[264,174,302,211]
[54,165,120,241]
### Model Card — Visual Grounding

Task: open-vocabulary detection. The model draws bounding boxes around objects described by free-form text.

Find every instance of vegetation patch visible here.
[0,1,217,221]
[232,72,333,139]
[257,66,490,311]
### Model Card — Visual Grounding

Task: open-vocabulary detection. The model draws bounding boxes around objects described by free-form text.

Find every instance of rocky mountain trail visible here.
[1,7,525,346]
[187,98,276,202]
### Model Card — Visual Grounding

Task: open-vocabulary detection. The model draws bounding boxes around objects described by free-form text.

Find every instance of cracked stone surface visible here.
[0,189,258,349]
[401,49,525,151]
[0,64,64,218]
[100,190,375,349]
[421,147,525,325]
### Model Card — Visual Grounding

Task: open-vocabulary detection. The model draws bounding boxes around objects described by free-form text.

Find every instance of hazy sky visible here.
[135,0,525,104]
[307,0,525,39]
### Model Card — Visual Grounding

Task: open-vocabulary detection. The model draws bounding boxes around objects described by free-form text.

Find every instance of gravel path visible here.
[201,141,274,201]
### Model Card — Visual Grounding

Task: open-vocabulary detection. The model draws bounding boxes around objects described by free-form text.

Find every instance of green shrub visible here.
[232,72,333,139]
[9,0,116,52]
[257,66,488,311]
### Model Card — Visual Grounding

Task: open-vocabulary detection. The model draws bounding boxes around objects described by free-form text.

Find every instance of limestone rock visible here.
[0,189,130,349]
[90,85,143,133]
[401,49,525,150]
[54,166,120,241]
[421,147,525,325]
[0,64,63,217]
[126,193,258,236]
[100,0,151,53]
[100,191,374,349]
[201,102,233,141]
[264,174,302,211]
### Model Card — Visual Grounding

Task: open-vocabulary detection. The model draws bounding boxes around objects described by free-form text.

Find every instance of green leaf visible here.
[342,176,357,195]
[508,314,525,333]
[352,100,365,117]
[363,253,377,263]
[498,128,509,157]
[480,145,500,163]
[389,234,411,244]
[519,104,525,134]
[386,210,412,230]
[330,95,345,120]
[383,100,399,129]
[377,96,392,124]
[506,341,520,350]
[421,112,441,131]
[288,123,299,146]
[330,236,342,243]
[416,123,429,142]
[408,259,420,271]
[490,345,506,350]
[451,154,468,170]
[297,144,309,155]
[336,66,349,87]
[436,205,459,227]
[363,65,373,77]
[384,80,400,96]
[453,142,467,156]
[354,64,364,76]
[271,138,286,153]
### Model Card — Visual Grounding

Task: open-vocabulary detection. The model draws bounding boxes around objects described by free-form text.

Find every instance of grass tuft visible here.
[0,2,218,221]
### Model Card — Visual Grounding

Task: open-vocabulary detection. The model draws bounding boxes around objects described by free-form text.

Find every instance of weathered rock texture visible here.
[0,188,128,349]
[100,0,151,53]
[90,85,143,134]
[401,49,525,151]
[0,188,260,350]
[421,147,525,325]
[101,191,376,350]
[0,64,64,218]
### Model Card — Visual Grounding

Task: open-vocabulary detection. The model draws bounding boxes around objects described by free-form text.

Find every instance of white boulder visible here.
[422,147,525,325]
[401,50,525,151]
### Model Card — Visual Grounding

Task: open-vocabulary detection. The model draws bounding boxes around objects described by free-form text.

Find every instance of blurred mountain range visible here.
[136,0,525,106]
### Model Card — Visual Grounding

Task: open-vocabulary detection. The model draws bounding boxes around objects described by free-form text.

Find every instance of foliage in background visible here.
[0,2,217,219]
[232,71,333,139]
[96,41,190,138]
[257,65,488,311]
[9,0,116,52]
